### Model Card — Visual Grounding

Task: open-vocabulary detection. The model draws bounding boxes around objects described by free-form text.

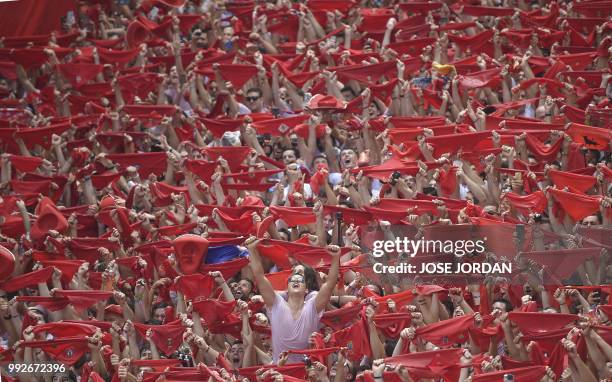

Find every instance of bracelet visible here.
[373,374,383,379]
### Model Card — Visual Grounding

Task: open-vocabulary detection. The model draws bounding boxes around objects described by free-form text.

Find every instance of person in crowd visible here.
[0,0,610,381]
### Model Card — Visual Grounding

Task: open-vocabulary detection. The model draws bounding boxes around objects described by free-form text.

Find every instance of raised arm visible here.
[244,236,276,308]
[315,245,341,312]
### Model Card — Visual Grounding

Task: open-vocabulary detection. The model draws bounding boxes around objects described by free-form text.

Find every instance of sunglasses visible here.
[288,276,305,284]
[245,96,260,102]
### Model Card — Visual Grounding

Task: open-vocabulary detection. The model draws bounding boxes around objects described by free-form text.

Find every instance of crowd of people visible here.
[0,0,611,381]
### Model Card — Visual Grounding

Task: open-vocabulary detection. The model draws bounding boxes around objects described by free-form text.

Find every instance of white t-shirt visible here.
[269,292,322,364]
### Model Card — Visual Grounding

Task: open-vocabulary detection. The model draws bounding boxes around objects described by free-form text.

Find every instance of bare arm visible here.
[365,305,386,360]
[244,237,276,307]
[315,245,341,312]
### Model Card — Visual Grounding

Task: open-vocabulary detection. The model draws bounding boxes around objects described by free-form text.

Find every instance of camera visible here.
[423,185,438,196]
[533,213,542,223]
[177,350,194,367]
[390,171,402,185]
[304,356,312,367]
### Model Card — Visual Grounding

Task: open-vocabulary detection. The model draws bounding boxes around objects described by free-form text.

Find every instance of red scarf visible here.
[508,312,577,336]
[504,191,547,215]
[384,348,464,382]
[52,290,114,311]
[522,247,602,279]
[133,321,185,356]
[415,314,475,347]
[107,152,168,177]
[193,298,237,325]
[0,266,54,292]
[20,337,89,365]
[549,169,597,194]
[173,273,216,300]
[549,188,603,221]
[566,122,611,150]
[372,313,413,339]
[269,206,316,226]
[330,317,371,361]
[524,134,563,161]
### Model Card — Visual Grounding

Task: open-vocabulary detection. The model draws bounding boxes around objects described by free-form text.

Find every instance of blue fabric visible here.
[204,245,248,264]
[411,76,432,88]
